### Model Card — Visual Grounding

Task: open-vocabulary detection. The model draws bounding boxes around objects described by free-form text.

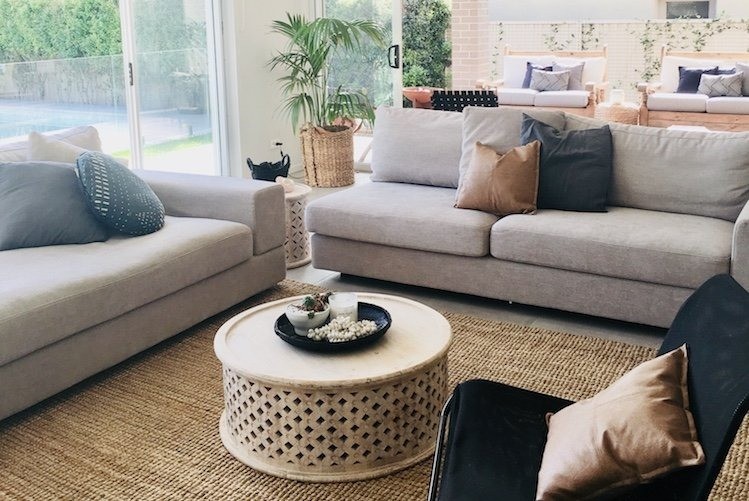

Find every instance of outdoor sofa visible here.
[478,46,609,117]
[638,46,749,131]
[0,129,287,420]
[306,106,749,328]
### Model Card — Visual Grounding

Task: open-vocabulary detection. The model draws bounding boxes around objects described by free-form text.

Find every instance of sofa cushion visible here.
[737,62,749,95]
[490,207,732,289]
[497,88,538,106]
[503,55,556,88]
[552,62,585,90]
[77,152,165,236]
[697,72,743,97]
[454,141,540,216]
[306,182,499,257]
[676,66,718,93]
[522,62,553,88]
[533,90,590,108]
[459,106,566,187]
[529,69,570,92]
[706,96,749,114]
[0,126,102,163]
[370,107,463,188]
[555,56,606,86]
[647,92,708,112]
[521,115,612,211]
[0,162,109,251]
[660,56,726,93]
[565,114,749,221]
[0,216,252,366]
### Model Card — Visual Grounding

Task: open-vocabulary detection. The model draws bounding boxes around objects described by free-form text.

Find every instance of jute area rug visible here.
[1,280,746,500]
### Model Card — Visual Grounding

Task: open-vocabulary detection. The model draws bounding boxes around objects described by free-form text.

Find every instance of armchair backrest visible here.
[501,45,608,88]
[651,274,749,500]
[658,45,749,92]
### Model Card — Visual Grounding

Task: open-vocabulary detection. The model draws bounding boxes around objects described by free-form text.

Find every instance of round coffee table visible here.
[214,293,452,482]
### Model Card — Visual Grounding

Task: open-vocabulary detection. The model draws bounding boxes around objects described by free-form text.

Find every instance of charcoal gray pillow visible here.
[76,152,165,236]
[521,114,613,211]
[0,161,109,250]
[522,62,553,88]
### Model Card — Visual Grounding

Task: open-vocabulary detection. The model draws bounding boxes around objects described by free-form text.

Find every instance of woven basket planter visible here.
[299,124,355,187]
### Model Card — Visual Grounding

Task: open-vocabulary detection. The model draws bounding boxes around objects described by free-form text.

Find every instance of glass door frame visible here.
[316,0,403,107]
[118,0,228,175]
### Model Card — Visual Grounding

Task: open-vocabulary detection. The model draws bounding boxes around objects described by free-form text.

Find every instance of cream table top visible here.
[214,293,452,389]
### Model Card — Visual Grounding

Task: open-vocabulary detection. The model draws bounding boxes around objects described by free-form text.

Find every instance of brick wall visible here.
[450,0,490,89]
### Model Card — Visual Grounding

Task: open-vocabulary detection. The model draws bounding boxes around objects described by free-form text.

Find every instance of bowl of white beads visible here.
[275,301,392,352]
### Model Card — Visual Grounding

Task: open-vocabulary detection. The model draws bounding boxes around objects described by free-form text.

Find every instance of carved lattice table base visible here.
[284,183,311,269]
[214,293,453,482]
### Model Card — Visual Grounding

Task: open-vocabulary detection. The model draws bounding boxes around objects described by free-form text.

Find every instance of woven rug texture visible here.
[0,280,746,500]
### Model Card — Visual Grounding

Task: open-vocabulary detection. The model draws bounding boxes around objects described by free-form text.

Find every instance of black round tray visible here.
[274,302,392,352]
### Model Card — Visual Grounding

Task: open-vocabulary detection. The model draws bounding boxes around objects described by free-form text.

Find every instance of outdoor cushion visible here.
[529,69,570,92]
[0,216,252,367]
[503,55,555,88]
[565,114,749,221]
[660,56,726,93]
[496,88,538,106]
[490,207,732,289]
[706,96,749,114]
[370,106,463,188]
[459,106,566,187]
[27,132,90,163]
[306,182,499,258]
[737,62,749,94]
[647,92,708,112]
[555,56,606,86]
[533,90,589,108]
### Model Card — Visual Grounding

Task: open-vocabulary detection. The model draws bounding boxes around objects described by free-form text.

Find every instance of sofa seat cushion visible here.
[490,207,732,289]
[0,216,252,366]
[647,93,708,112]
[706,97,749,114]
[306,182,499,257]
[533,90,590,108]
[497,88,538,106]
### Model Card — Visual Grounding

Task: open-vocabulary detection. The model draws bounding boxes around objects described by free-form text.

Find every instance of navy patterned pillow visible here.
[76,152,165,236]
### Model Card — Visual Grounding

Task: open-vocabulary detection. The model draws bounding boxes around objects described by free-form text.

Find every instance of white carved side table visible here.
[284,183,312,269]
[213,293,453,482]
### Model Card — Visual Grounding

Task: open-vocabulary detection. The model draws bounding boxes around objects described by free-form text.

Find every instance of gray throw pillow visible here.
[0,161,109,251]
[736,62,749,95]
[552,62,585,90]
[698,72,743,97]
[76,152,165,236]
[530,69,570,92]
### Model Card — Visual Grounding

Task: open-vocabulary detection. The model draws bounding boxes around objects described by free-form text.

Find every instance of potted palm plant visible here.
[269,14,386,187]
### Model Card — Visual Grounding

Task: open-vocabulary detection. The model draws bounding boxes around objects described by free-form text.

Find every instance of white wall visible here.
[222,1,315,178]
[489,0,661,22]
[489,0,749,22]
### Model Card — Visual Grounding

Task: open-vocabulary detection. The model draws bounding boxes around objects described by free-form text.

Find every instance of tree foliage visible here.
[0,0,122,63]
[402,0,451,88]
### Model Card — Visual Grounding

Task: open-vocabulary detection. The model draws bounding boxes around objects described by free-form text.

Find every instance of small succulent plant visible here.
[293,292,331,319]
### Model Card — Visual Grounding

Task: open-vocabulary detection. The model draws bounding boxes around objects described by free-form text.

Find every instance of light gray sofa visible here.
[0,166,286,420]
[307,106,749,328]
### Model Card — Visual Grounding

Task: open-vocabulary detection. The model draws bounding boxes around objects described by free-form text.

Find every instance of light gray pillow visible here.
[0,161,109,250]
[530,69,570,92]
[371,106,463,188]
[698,72,743,97]
[458,106,566,188]
[553,62,585,90]
[736,62,749,95]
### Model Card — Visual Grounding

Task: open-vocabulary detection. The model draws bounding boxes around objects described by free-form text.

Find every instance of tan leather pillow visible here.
[455,141,540,216]
[536,344,704,501]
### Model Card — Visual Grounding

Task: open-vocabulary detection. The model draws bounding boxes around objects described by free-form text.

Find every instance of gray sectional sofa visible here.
[307,106,749,328]
[0,161,286,420]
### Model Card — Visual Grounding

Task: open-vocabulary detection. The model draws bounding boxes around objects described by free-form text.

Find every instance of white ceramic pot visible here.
[285,303,330,336]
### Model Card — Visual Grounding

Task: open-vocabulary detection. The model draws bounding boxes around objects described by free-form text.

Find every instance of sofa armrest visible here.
[137,170,285,256]
[732,201,749,290]
[637,82,662,106]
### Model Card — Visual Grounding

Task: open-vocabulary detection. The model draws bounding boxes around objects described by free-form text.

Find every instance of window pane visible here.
[0,0,129,161]
[131,0,220,174]
[666,2,710,19]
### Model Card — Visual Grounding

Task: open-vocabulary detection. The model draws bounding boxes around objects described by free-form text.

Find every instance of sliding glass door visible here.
[324,0,403,108]
[121,0,225,174]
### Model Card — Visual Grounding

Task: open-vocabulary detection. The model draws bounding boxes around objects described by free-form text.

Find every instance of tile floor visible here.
[287,172,666,350]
